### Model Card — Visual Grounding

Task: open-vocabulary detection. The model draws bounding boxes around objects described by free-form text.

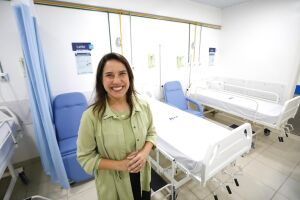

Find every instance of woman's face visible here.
[102,59,130,101]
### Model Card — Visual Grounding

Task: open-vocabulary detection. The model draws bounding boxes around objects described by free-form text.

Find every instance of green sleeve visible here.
[77,110,101,175]
[145,103,157,148]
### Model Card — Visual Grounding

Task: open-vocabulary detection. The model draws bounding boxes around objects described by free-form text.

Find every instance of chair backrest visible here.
[53,92,87,141]
[164,81,188,110]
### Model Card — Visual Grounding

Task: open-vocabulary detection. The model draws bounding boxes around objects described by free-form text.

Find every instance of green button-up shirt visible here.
[77,97,157,200]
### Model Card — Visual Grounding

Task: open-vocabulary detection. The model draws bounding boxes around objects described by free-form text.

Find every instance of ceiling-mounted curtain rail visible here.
[33,0,221,30]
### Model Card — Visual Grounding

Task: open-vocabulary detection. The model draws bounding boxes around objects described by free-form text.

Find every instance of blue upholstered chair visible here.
[163,81,204,117]
[53,92,92,183]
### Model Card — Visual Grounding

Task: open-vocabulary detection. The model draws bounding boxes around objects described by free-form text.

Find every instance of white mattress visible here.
[148,98,230,174]
[190,89,283,125]
[0,120,17,177]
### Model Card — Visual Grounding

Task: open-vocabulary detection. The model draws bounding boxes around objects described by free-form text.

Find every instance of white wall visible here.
[0,0,221,163]
[0,2,28,102]
[218,0,300,101]
[36,5,111,99]
[297,60,300,85]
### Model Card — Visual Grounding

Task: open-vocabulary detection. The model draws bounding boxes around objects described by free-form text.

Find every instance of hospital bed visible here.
[0,106,22,200]
[188,80,300,143]
[146,98,252,200]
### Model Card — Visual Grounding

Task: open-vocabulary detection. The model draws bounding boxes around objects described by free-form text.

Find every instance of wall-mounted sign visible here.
[295,85,300,95]
[72,42,93,74]
[209,47,216,66]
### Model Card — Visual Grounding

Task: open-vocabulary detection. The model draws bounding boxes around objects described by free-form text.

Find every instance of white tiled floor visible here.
[1,117,300,200]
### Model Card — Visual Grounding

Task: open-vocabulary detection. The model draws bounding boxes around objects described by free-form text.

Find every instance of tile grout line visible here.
[269,159,300,200]
[186,181,217,200]
[187,187,203,200]
[252,138,292,173]
[240,139,283,200]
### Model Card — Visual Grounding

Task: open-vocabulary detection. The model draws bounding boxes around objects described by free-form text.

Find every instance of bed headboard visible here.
[275,96,300,127]
[202,123,252,184]
[202,78,286,104]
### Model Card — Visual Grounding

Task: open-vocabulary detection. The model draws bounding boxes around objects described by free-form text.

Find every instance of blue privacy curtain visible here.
[12,0,69,188]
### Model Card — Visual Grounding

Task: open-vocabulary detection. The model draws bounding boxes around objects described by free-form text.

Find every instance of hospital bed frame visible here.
[0,108,51,200]
[0,106,30,200]
[0,120,19,200]
[189,83,300,143]
[147,98,252,200]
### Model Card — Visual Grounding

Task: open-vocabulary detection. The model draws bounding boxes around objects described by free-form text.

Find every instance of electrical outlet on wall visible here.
[19,58,27,78]
[176,56,184,68]
[148,54,155,68]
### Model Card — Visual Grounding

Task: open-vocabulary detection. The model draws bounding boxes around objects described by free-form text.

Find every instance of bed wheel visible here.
[214,195,218,200]
[226,185,232,194]
[264,128,271,136]
[234,178,239,186]
[19,171,29,185]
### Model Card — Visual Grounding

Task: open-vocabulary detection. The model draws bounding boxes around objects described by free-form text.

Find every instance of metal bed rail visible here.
[222,83,280,104]
[149,147,191,200]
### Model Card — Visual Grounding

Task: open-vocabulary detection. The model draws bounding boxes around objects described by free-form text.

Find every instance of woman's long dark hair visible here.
[91,52,137,118]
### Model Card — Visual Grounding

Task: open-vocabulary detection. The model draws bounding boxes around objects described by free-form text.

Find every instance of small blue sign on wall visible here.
[295,85,300,95]
[72,42,93,51]
[209,48,216,54]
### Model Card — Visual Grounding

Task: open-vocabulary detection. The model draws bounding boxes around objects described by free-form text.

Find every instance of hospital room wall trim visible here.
[33,0,222,30]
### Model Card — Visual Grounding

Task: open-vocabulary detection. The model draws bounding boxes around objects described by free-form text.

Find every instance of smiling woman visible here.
[77,52,157,200]
[102,59,130,104]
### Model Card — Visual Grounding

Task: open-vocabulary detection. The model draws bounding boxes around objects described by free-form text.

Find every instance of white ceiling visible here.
[190,0,251,8]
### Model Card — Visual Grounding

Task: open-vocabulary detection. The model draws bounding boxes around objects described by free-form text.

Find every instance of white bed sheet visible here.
[190,89,282,125]
[148,98,231,174]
